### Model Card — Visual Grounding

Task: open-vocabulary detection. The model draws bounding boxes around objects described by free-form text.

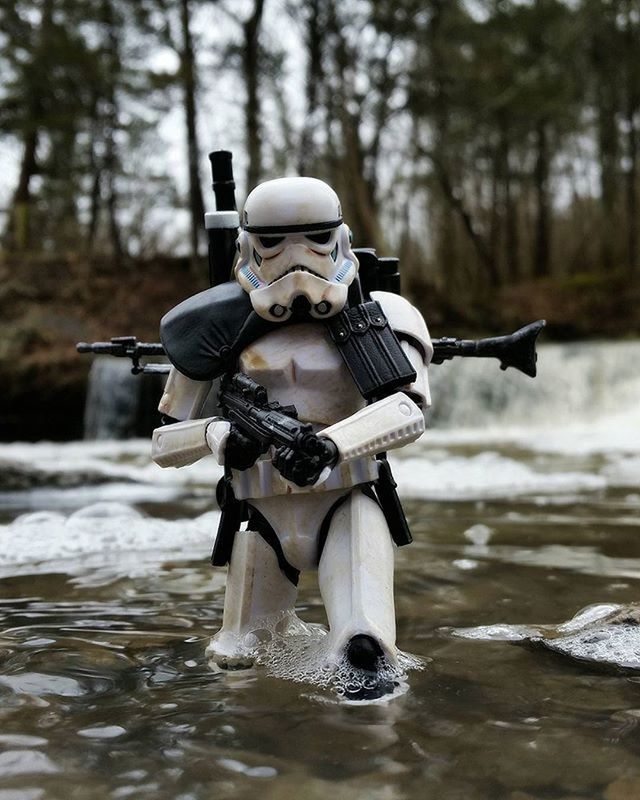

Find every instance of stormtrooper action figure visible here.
[151,176,433,698]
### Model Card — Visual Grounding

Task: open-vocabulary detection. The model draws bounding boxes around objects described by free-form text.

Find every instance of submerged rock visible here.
[454,603,640,671]
[0,459,129,490]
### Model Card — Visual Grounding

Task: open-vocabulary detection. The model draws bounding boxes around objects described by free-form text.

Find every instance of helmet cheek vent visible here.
[253,249,262,266]
[331,243,338,262]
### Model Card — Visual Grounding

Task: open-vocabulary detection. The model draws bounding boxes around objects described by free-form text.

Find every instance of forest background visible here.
[1,0,639,439]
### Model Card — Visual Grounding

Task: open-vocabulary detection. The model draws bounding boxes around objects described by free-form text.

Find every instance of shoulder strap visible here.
[326,301,416,400]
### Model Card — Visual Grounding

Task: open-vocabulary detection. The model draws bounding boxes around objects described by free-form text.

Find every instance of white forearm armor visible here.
[319,392,424,464]
[151,417,230,468]
[152,367,228,468]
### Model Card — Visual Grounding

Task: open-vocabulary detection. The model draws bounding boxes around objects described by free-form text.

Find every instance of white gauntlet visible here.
[319,392,424,464]
[205,419,232,465]
[151,417,230,468]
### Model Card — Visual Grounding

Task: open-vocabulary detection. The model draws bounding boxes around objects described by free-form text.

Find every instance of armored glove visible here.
[224,425,266,471]
[273,437,338,487]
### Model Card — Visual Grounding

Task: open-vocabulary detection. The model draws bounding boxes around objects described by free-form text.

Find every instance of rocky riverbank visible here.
[0,254,203,441]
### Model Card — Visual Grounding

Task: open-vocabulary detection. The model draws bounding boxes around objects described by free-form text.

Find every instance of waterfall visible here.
[427,340,640,428]
[82,341,640,439]
[83,358,165,440]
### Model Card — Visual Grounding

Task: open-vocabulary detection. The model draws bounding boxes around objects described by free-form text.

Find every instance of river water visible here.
[1,341,640,799]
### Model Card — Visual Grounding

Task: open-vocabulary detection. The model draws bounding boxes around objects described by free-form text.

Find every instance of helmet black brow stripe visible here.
[243,219,342,234]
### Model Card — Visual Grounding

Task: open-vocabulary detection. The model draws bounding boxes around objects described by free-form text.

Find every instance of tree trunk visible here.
[326,0,381,248]
[430,152,499,286]
[298,0,323,175]
[533,119,551,278]
[86,105,102,254]
[11,128,39,251]
[626,108,638,274]
[243,0,265,191]
[500,116,520,282]
[624,0,639,273]
[8,0,55,251]
[102,0,124,262]
[180,0,205,263]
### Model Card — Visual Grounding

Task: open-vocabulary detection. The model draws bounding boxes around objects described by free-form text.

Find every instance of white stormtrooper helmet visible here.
[235,177,358,322]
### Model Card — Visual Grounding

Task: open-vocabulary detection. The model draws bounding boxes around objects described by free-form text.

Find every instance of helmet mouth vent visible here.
[290,296,312,316]
[268,265,324,285]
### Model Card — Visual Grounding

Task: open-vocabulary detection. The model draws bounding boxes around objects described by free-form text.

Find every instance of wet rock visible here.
[0,460,127,490]
[455,603,640,671]
[534,604,640,671]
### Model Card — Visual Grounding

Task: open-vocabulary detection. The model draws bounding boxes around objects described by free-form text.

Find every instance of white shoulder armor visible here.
[370,291,433,365]
[158,367,213,421]
[370,291,432,409]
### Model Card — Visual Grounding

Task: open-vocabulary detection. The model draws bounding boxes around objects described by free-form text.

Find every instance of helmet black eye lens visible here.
[259,236,285,247]
[307,231,332,244]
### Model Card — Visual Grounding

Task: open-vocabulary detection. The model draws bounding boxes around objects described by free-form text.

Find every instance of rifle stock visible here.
[431,319,546,378]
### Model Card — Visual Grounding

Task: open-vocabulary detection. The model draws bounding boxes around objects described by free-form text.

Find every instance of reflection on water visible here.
[1,397,640,797]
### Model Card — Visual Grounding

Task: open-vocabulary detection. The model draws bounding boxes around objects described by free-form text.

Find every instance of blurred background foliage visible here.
[0,0,639,335]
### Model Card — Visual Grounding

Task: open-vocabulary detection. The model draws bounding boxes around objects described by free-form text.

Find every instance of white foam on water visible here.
[0,417,634,505]
[464,543,640,580]
[453,624,538,642]
[392,451,605,501]
[463,524,493,546]
[0,439,223,488]
[452,603,640,671]
[602,455,640,488]
[208,612,422,702]
[421,409,640,457]
[0,482,187,511]
[544,623,640,669]
[0,503,218,576]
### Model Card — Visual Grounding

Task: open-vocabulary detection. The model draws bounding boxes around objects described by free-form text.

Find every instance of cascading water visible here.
[427,340,640,428]
[80,341,640,439]
[83,357,165,440]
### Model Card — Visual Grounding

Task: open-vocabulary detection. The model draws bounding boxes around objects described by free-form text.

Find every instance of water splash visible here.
[208,611,423,702]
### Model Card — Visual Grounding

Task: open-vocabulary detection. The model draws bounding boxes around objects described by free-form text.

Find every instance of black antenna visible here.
[206,150,239,287]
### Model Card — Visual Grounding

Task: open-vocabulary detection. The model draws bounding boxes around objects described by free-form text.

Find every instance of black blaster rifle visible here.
[76,336,167,375]
[219,372,338,487]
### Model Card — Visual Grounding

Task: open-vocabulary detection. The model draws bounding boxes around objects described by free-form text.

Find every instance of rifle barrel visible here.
[76,340,165,356]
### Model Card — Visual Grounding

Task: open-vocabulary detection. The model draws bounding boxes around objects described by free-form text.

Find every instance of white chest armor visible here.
[238,323,365,426]
[232,323,379,500]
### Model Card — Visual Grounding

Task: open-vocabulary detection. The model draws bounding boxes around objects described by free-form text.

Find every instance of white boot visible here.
[206,530,298,668]
[318,488,397,668]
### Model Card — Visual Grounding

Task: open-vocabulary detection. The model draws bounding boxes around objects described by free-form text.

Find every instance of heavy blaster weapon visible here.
[431,319,546,378]
[78,320,546,379]
[220,372,338,488]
